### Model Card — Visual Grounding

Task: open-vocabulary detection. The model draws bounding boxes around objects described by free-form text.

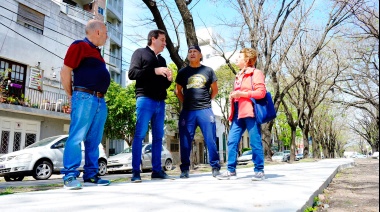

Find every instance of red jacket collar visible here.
[242,67,255,75]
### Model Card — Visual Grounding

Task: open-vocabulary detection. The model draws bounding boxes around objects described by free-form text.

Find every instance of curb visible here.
[299,161,356,211]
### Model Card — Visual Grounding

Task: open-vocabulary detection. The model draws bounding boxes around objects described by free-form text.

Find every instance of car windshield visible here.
[273,152,284,156]
[26,135,62,149]
[120,147,132,154]
[242,150,252,156]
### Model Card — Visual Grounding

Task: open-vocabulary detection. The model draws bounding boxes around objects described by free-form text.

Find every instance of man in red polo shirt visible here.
[60,19,110,190]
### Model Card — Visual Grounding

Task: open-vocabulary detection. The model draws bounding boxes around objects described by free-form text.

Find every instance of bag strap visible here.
[250,68,256,91]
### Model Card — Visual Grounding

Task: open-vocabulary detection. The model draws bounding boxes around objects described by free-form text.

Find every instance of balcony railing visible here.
[107,24,122,46]
[65,4,93,22]
[1,86,69,113]
[25,87,69,109]
[108,0,123,20]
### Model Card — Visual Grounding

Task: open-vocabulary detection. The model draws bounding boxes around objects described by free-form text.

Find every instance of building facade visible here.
[0,0,124,156]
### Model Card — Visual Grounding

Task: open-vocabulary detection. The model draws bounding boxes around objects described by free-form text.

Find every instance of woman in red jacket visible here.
[217,48,267,181]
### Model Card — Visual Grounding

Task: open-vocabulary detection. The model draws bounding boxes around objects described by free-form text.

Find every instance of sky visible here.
[122,0,237,68]
[120,0,335,74]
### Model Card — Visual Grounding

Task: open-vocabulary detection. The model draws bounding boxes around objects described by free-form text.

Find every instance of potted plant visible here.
[6,96,16,104]
[62,103,71,113]
[23,98,31,107]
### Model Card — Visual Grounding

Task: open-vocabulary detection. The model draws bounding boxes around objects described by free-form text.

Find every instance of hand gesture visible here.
[166,69,173,81]
[155,67,172,81]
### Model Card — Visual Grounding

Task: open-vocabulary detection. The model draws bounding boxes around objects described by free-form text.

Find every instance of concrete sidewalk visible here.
[0,159,354,212]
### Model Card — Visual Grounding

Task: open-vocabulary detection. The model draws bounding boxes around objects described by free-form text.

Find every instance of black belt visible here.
[74,87,105,98]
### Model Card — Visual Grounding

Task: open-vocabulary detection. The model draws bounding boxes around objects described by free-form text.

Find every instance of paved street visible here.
[0,173,148,189]
[0,158,354,212]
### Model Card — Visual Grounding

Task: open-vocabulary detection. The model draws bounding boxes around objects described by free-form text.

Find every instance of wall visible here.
[0,109,70,138]
[0,0,86,94]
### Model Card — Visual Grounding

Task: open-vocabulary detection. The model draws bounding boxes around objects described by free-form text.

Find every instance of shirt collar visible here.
[147,46,160,57]
[84,38,98,48]
[84,37,101,53]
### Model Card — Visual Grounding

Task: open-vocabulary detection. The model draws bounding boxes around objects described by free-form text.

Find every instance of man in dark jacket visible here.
[128,29,173,183]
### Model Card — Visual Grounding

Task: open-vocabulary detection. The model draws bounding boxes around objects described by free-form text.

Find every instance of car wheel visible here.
[32,160,53,180]
[4,176,24,182]
[98,160,107,176]
[164,159,173,171]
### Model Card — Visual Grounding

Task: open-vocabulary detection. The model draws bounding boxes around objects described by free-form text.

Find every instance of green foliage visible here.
[214,64,238,133]
[304,206,317,212]
[242,148,252,153]
[104,81,137,143]
[304,197,320,212]
[0,68,11,98]
[276,112,292,148]
[274,103,303,149]
[0,187,14,196]
[165,63,180,131]
[215,64,237,101]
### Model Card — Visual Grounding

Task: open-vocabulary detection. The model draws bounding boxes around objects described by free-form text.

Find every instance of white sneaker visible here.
[251,172,265,181]
[216,171,237,180]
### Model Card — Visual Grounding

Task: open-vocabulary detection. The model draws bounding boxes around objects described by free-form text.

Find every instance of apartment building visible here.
[0,0,124,155]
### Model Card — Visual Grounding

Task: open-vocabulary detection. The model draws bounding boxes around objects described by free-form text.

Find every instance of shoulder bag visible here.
[250,73,277,124]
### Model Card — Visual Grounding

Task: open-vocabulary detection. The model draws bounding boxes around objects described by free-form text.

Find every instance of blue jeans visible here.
[227,102,264,173]
[132,97,165,173]
[179,108,220,171]
[61,91,107,181]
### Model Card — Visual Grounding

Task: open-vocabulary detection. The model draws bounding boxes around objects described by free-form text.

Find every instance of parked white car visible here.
[107,143,173,173]
[372,152,379,159]
[354,154,367,159]
[295,153,304,161]
[0,135,107,182]
[237,150,252,165]
[272,152,289,162]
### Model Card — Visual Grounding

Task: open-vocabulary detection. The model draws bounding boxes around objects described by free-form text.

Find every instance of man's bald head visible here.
[85,19,108,47]
[85,20,105,35]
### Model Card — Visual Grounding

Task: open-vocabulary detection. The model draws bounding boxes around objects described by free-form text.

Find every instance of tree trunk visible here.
[262,123,273,159]
[142,0,186,69]
[290,126,297,162]
[302,127,310,158]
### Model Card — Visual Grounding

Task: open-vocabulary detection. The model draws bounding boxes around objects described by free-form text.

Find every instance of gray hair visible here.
[85,20,104,35]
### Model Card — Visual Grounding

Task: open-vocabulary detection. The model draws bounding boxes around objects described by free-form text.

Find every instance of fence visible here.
[24,87,68,111]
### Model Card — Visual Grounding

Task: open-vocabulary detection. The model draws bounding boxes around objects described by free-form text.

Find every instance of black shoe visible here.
[131,172,142,183]
[212,167,221,177]
[151,170,175,180]
[180,170,190,179]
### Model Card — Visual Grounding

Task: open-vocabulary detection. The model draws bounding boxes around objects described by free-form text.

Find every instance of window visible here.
[0,131,10,154]
[145,144,152,152]
[17,4,45,34]
[98,7,104,15]
[25,133,36,147]
[0,58,27,100]
[63,0,77,6]
[110,70,120,84]
[13,132,22,152]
